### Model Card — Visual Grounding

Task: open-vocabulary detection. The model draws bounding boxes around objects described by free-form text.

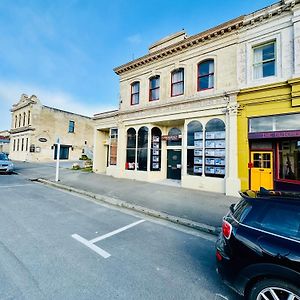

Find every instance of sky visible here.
[0,0,276,130]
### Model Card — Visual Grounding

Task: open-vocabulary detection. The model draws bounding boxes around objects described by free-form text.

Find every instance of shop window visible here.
[253,41,276,79]
[68,120,75,133]
[109,128,118,166]
[149,76,160,101]
[250,113,300,133]
[198,60,214,91]
[187,121,203,176]
[137,126,148,171]
[171,68,184,97]
[205,118,226,178]
[167,128,182,146]
[126,128,136,170]
[151,127,162,171]
[131,82,140,105]
[279,140,300,182]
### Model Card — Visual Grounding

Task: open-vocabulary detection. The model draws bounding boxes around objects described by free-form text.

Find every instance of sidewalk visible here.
[16,162,239,234]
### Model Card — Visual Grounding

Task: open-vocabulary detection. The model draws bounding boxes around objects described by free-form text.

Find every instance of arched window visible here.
[198,60,214,91]
[126,128,136,170]
[23,112,26,126]
[149,76,160,101]
[137,126,148,171]
[187,121,203,176]
[205,118,225,178]
[131,82,140,105]
[171,68,184,97]
[167,128,182,146]
[14,115,17,128]
[151,127,162,171]
[18,114,21,127]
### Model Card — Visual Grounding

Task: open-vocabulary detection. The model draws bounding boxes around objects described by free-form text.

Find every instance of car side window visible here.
[232,199,252,223]
[249,203,300,241]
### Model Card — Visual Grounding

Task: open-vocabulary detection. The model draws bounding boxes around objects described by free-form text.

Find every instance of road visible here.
[0,171,241,299]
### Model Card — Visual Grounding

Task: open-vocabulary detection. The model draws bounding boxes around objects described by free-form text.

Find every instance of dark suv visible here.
[216,188,300,299]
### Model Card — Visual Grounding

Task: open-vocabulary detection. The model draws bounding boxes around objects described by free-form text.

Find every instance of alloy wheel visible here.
[257,286,300,300]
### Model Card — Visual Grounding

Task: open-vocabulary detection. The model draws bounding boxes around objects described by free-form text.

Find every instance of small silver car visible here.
[0,152,14,173]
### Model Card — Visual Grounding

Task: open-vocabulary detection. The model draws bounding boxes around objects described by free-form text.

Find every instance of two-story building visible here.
[93,17,244,196]
[9,94,94,162]
[236,0,300,192]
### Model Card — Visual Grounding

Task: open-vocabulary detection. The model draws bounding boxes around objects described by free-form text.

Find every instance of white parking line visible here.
[0,184,34,188]
[72,219,145,258]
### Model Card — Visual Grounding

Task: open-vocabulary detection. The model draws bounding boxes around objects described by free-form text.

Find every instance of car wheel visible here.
[248,278,300,300]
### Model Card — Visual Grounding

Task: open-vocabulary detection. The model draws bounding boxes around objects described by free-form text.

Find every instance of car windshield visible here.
[0,153,8,161]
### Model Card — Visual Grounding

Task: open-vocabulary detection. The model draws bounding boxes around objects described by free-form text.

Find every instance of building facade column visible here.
[225,97,241,196]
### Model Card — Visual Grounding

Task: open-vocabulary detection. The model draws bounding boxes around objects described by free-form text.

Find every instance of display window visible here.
[137,127,148,171]
[109,128,118,165]
[187,121,203,176]
[278,140,300,182]
[126,128,136,170]
[151,127,162,171]
[204,118,226,178]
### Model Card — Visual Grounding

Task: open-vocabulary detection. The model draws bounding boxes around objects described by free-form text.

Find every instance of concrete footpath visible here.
[15,162,239,235]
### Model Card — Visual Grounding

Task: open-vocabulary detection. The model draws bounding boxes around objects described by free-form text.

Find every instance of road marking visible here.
[72,234,111,258]
[72,219,145,258]
[89,219,145,244]
[0,184,34,188]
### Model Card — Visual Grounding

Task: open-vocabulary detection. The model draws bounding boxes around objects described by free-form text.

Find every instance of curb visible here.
[36,178,221,236]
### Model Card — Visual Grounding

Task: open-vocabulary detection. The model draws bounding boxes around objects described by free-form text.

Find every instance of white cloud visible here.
[0,80,117,130]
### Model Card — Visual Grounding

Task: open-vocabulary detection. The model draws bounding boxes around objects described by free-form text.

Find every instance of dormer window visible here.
[131,82,140,105]
[149,76,160,101]
[198,60,214,91]
[171,68,184,97]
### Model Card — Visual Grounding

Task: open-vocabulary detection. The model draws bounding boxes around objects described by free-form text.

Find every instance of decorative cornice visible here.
[113,0,300,76]
[11,94,38,112]
[9,126,35,134]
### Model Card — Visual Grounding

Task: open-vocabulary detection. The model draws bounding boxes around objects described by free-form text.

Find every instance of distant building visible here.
[9,94,94,162]
[0,130,10,154]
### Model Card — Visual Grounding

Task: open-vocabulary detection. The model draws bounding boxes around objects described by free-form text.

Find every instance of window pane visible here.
[198,60,213,76]
[150,88,159,101]
[187,121,202,146]
[167,128,182,146]
[151,127,162,171]
[206,118,225,132]
[279,141,300,181]
[132,93,139,105]
[275,114,300,131]
[127,128,136,148]
[263,61,275,77]
[172,69,183,82]
[126,149,136,169]
[132,82,139,93]
[137,148,147,171]
[262,43,275,61]
[138,127,148,148]
[172,82,183,96]
[150,77,159,89]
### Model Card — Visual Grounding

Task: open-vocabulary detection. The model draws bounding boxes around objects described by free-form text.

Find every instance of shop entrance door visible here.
[250,151,273,191]
[167,149,182,180]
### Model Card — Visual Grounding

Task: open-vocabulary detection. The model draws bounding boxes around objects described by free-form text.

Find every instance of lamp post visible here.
[55,137,60,182]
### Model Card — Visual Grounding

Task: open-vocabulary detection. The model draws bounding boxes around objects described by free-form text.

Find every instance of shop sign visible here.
[161,135,181,141]
[249,130,300,139]
[38,137,47,142]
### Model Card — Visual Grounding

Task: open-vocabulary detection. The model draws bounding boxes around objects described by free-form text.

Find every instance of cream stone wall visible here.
[9,95,94,162]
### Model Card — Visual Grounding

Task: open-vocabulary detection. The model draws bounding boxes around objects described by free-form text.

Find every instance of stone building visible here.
[9,94,94,162]
[93,17,243,196]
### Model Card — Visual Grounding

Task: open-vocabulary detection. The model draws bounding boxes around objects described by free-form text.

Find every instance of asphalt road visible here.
[0,173,241,300]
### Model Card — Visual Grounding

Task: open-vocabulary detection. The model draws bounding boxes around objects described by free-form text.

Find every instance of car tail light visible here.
[222,220,232,240]
[216,250,222,262]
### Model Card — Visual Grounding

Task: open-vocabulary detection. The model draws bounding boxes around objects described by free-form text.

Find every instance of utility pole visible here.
[55,137,60,182]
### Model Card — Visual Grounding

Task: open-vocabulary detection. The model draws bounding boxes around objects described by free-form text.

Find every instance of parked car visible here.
[0,152,14,174]
[216,188,300,300]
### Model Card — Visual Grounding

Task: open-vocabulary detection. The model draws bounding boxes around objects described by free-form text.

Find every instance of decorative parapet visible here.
[11,94,39,112]
[113,0,300,76]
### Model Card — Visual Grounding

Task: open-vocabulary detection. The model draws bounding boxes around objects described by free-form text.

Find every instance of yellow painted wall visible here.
[237,78,300,190]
